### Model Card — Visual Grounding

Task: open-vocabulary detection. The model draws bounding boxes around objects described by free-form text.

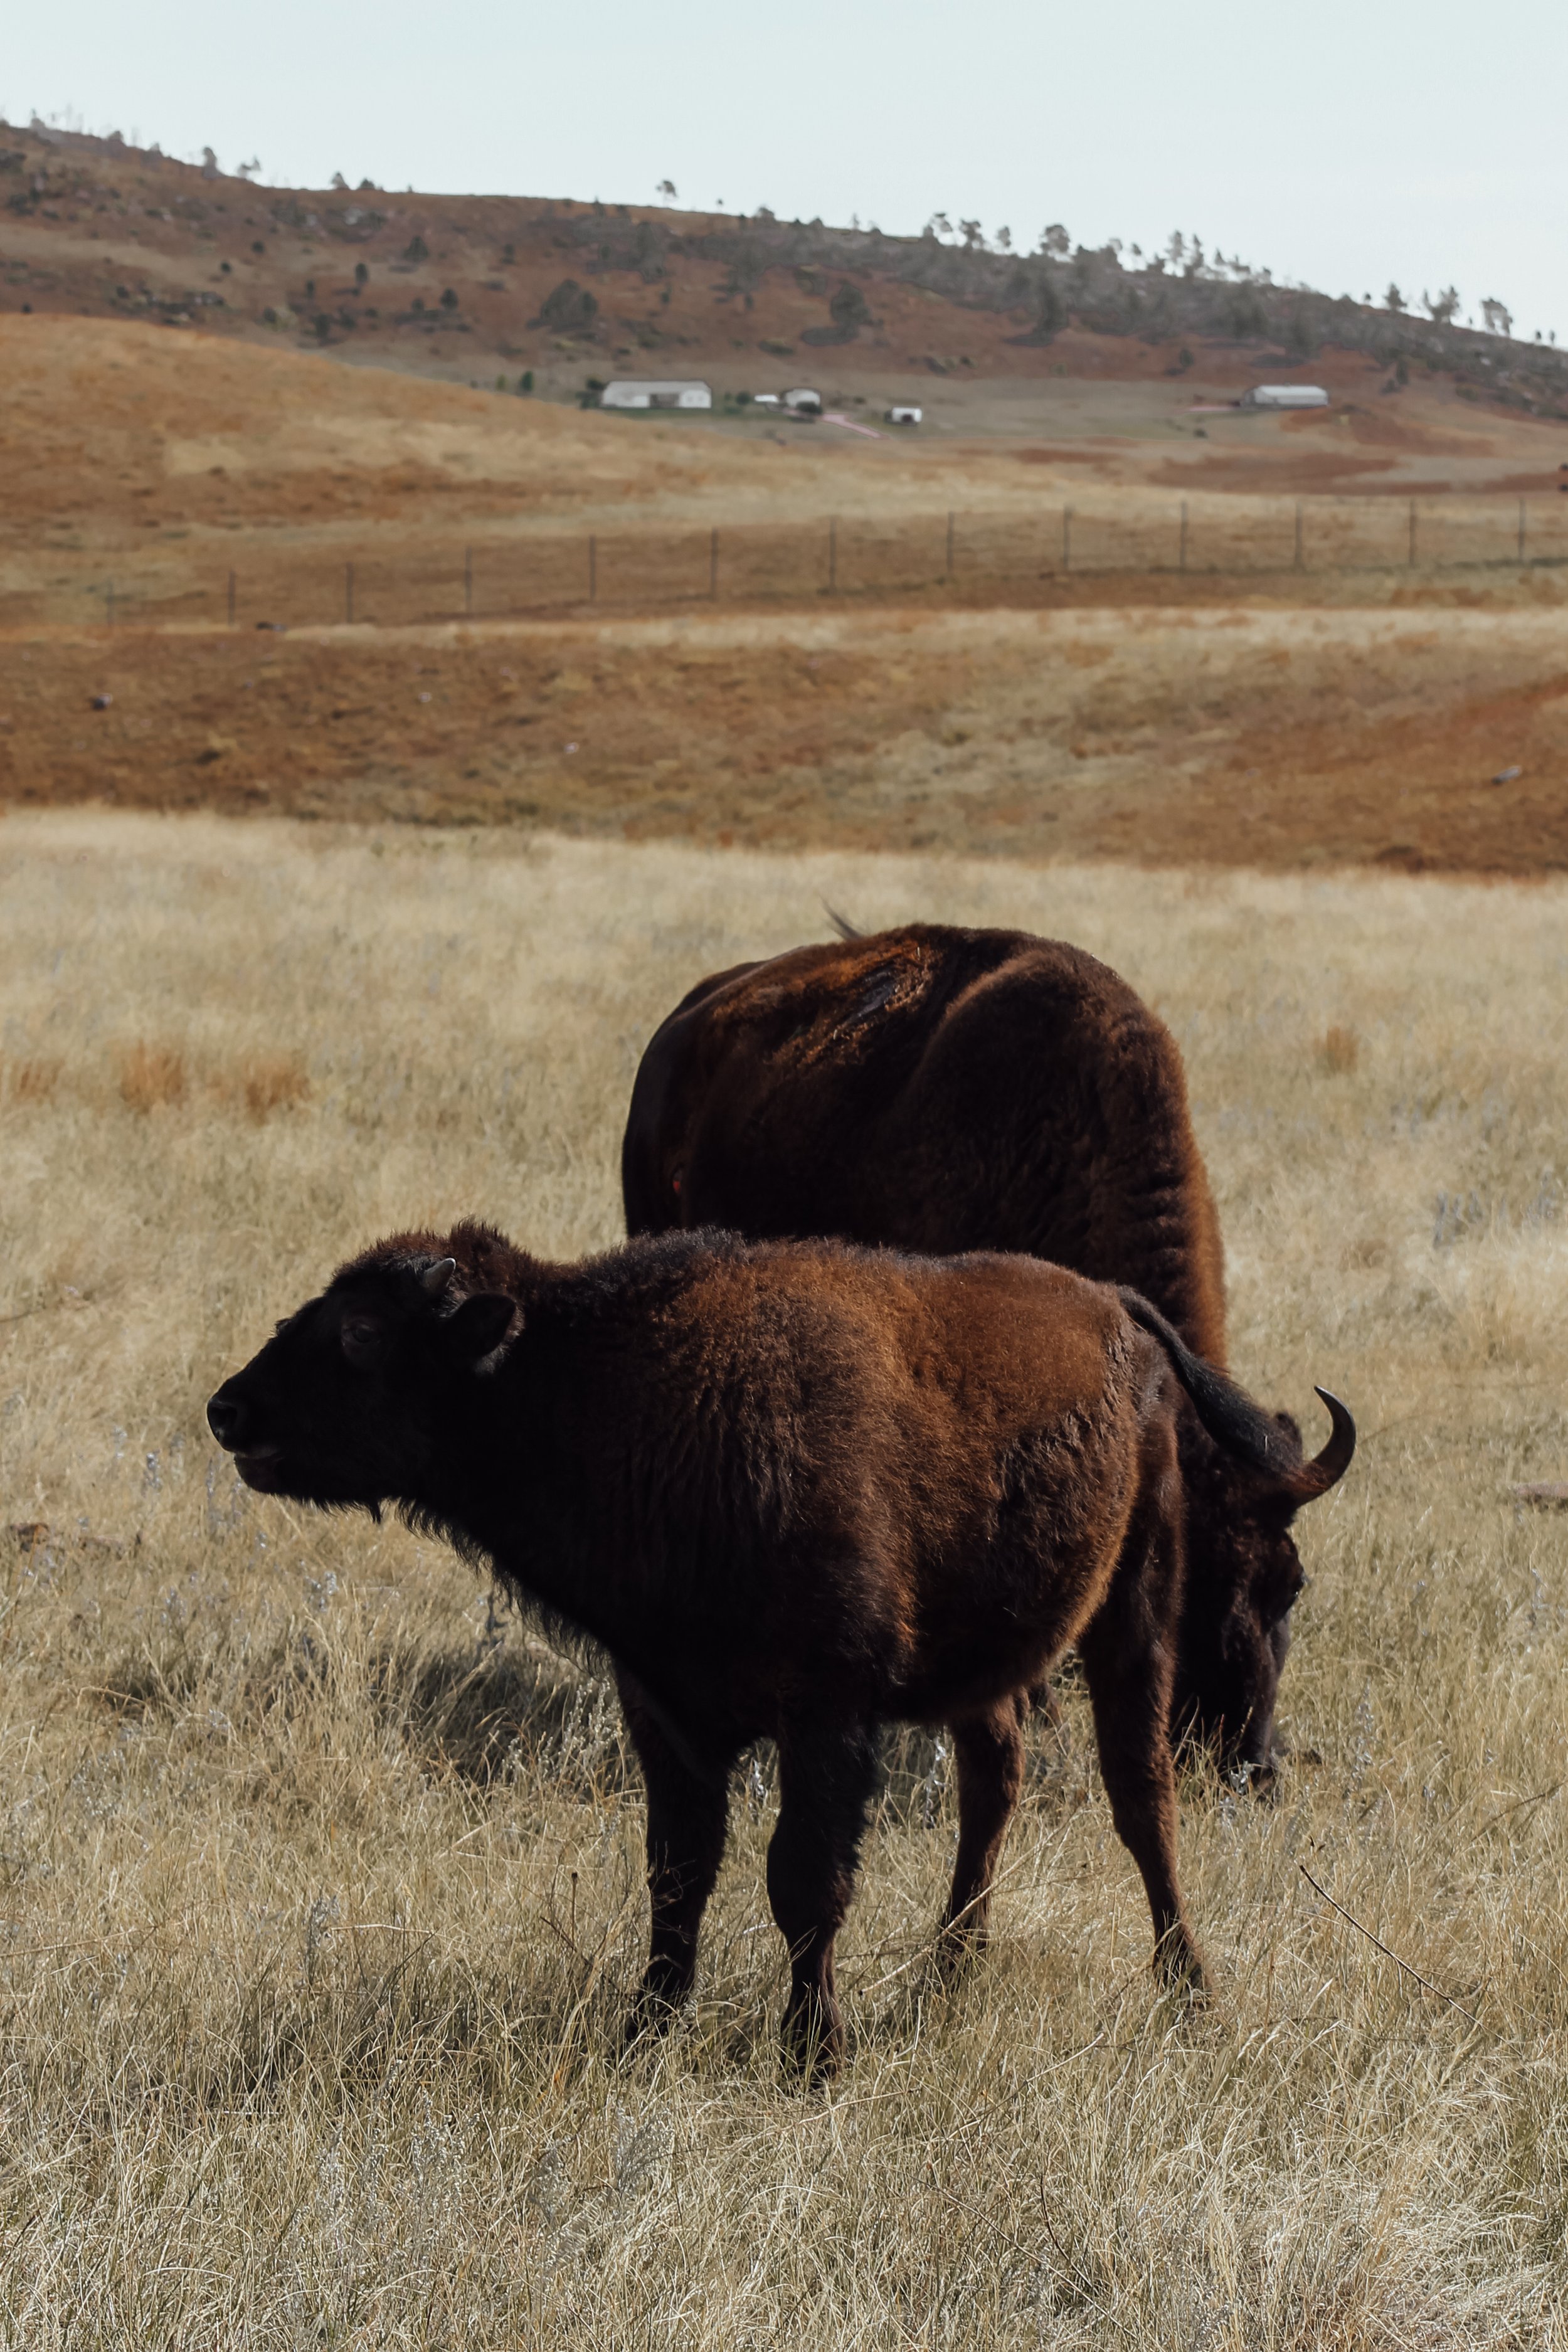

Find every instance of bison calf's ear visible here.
[443,1293,517,1362]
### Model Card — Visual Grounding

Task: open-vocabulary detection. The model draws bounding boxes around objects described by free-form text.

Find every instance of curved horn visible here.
[420,1256,457,1297]
[1281,1387,1356,1502]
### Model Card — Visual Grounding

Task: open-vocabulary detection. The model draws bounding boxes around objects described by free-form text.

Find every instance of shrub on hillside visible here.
[1007,270,1066,346]
[529,279,599,335]
[829,280,871,334]
[801,279,874,347]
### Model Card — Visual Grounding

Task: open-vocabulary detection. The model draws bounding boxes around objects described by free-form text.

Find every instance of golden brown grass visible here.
[1320,1024,1361,1075]
[0,1056,60,1107]
[117,1041,188,1113]
[2,810,1567,2346]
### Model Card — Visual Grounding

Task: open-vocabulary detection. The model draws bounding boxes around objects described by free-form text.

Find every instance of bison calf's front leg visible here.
[620,1676,734,2047]
[767,1718,879,2077]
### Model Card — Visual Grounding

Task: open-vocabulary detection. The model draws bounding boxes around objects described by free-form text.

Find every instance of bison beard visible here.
[208,1221,1351,2074]
[621,921,1351,1779]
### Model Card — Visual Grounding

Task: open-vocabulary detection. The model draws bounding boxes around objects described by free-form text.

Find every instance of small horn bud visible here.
[420,1256,457,1297]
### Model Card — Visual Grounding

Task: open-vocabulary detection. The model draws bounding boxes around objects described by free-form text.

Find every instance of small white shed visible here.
[600,378,712,410]
[1239,384,1330,410]
[751,391,781,408]
[887,404,923,426]
[784,386,822,413]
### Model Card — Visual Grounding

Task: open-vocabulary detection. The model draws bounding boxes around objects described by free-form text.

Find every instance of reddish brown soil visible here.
[5,607,1564,875]
[1150,448,1402,493]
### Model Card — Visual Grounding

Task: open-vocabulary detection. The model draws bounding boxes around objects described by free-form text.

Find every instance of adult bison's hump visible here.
[623,923,1227,1367]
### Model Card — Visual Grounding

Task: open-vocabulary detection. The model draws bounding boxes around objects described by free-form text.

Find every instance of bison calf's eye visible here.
[341,1316,384,1365]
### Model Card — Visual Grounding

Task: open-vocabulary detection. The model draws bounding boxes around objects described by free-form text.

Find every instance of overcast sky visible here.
[6,0,1564,342]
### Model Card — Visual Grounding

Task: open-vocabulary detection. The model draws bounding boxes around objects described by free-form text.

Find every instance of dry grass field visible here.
[2,810,1566,2344]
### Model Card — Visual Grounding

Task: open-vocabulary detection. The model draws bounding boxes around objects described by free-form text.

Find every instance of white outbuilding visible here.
[784,386,822,413]
[1238,384,1331,410]
[887,404,923,426]
[600,379,712,410]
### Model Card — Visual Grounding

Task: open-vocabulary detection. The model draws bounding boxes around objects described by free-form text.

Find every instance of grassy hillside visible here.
[4,119,1565,420]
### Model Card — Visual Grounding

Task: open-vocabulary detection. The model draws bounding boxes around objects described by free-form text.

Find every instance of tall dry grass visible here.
[1,810,1565,2347]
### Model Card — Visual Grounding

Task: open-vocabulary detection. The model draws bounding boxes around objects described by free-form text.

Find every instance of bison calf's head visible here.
[206,1253,516,1510]
[1175,1390,1355,1786]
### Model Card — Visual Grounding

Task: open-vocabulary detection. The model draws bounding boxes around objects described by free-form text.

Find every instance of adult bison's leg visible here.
[767,1716,879,2076]
[619,1674,734,2045]
[1076,1461,1207,1994]
[941,1692,1028,1954]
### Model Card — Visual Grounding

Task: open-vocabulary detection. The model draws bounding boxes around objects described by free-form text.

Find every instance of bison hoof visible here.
[936,1915,990,1974]
[780,1998,844,2083]
[1226,1754,1281,1801]
[621,1983,686,2057]
[1155,1933,1209,2003]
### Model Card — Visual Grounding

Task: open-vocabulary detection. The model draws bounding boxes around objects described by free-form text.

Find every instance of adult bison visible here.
[622,923,1353,1779]
[208,1224,1347,2068]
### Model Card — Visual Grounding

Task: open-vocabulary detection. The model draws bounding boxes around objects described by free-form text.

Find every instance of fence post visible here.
[227,569,237,627]
[588,536,597,601]
[1062,507,1072,573]
[945,510,955,579]
[710,527,719,600]
[1295,502,1304,571]
[464,546,474,617]
[1179,502,1188,573]
[344,562,354,625]
[1518,499,1527,563]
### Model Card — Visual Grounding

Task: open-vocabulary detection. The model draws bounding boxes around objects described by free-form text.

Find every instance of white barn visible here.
[600,379,712,410]
[1239,384,1330,410]
[784,387,822,413]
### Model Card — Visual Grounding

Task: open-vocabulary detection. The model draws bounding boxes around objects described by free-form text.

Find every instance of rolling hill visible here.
[4,118,1565,424]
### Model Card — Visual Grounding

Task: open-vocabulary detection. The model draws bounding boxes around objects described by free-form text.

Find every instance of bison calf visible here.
[208,1223,1352,2070]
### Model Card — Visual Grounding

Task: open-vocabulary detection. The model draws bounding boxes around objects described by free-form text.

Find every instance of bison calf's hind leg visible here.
[941,1694,1028,1957]
[620,1675,735,2047]
[767,1718,880,2077]
[1078,1490,1207,1996]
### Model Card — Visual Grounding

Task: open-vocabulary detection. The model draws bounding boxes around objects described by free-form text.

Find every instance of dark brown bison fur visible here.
[208,1219,1345,2071]
[620,923,1355,1779]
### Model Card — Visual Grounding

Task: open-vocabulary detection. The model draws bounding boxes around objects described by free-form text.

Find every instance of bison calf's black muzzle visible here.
[206,1381,285,1483]
[206,1389,245,1448]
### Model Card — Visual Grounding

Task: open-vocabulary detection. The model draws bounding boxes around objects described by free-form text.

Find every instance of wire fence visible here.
[10,497,1568,630]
